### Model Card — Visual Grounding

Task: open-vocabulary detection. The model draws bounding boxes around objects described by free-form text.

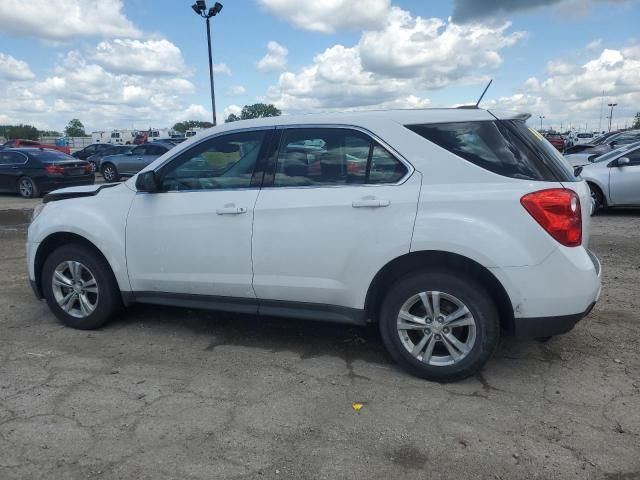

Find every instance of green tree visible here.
[172,120,214,133]
[0,124,39,140]
[632,112,640,129]
[39,130,62,137]
[225,103,281,123]
[64,118,86,137]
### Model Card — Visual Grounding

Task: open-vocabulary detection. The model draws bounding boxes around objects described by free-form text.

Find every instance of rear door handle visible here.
[216,205,248,215]
[352,198,390,208]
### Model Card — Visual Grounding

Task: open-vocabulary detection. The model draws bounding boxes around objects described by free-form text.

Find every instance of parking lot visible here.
[0,198,638,480]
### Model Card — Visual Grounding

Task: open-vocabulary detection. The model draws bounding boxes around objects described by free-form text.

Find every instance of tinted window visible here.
[160,130,266,191]
[274,128,406,187]
[146,145,168,155]
[26,150,75,163]
[131,146,147,155]
[0,152,25,164]
[406,120,575,182]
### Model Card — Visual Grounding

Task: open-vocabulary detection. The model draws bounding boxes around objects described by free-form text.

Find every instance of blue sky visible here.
[0,0,638,132]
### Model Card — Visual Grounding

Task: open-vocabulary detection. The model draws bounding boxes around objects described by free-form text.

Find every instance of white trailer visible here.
[91,131,108,143]
[109,129,136,145]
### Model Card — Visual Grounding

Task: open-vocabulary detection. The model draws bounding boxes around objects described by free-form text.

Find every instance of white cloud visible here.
[359,8,524,85]
[586,39,602,50]
[256,41,288,72]
[228,85,246,95]
[176,104,211,122]
[213,63,231,75]
[0,0,140,41]
[257,0,391,33]
[0,53,35,81]
[223,104,242,120]
[265,7,524,111]
[488,45,640,130]
[93,39,187,75]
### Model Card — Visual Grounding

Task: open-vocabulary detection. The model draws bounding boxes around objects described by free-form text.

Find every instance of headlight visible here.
[31,203,46,222]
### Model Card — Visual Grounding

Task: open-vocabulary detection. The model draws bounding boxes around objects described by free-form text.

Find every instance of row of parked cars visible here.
[0,139,178,197]
[563,131,640,211]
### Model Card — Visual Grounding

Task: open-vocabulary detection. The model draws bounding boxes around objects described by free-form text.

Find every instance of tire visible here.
[17,176,39,198]
[88,161,97,173]
[588,183,605,213]
[41,244,121,330]
[102,163,119,182]
[379,271,500,382]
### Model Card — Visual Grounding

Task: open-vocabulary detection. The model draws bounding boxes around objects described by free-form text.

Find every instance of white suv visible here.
[26,109,601,382]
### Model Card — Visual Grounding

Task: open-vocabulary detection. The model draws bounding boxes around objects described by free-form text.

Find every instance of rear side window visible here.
[274,128,407,187]
[406,120,575,182]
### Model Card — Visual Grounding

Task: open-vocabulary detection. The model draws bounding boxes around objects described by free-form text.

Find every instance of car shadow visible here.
[112,304,391,367]
[594,207,640,216]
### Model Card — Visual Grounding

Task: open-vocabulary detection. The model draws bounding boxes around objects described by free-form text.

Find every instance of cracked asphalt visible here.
[0,202,639,480]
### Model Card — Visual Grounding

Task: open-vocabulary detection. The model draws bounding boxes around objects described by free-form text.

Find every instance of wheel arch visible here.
[364,250,515,332]
[33,232,120,301]
[585,179,608,207]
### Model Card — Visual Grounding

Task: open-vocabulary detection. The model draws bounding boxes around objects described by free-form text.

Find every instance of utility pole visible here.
[538,115,545,130]
[191,1,223,126]
[607,103,618,132]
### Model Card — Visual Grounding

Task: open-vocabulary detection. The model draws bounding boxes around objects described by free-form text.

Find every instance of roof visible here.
[208,108,530,134]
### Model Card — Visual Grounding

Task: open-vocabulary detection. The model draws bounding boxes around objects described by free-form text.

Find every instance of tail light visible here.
[45,165,65,174]
[520,188,582,247]
[83,163,93,173]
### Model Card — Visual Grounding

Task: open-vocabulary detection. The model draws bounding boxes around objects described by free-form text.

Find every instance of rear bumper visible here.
[512,302,595,338]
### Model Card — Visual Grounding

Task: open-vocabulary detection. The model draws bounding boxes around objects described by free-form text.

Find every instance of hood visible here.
[42,183,120,204]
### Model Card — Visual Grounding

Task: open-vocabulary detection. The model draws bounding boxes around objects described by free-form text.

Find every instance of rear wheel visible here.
[17,176,39,198]
[379,271,500,382]
[102,163,119,182]
[41,244,121,329]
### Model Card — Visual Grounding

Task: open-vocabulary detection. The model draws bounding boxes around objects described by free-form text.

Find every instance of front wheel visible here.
[379,271,500,382]
[41,244,121,329]
[588,183,604,214]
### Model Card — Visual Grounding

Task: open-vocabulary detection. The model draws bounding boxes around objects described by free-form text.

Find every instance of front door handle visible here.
[216,204,248,215]
[136,157,143,161]
[352,198,390,208]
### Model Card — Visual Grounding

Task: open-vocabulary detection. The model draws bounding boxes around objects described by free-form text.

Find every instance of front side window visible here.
[274,128,407,187]
[159,130,266,191]
[132,146,147,155]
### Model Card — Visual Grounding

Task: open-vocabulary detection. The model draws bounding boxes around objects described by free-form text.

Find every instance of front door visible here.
[126,129,271,299]
[610,149,640,205]
[251,127,421,311]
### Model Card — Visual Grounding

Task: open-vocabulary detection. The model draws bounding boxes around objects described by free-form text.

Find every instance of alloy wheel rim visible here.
[396,291,477,367]
[51,261,99,318]
[104,167,114,181]
[19,179,33,197]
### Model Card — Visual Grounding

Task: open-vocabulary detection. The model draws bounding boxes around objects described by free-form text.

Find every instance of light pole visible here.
[191,1,223,126]
[538,115,545,131]
[607,103,618,132]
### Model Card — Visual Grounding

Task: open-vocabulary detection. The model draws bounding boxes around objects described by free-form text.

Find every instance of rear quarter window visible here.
[406,120,575,182]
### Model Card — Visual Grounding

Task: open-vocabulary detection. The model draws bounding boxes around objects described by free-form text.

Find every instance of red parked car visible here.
[544,133,565,152]
[2,139,71,155]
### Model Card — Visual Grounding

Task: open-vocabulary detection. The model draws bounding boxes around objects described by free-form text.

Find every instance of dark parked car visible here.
[71,143,114,160]
[87,145,135,172]
[0,148,94,198]
[100,143,171,182]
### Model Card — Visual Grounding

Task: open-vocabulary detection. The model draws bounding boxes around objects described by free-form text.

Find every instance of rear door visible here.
[251,127,420,311]
[609,149,640,205]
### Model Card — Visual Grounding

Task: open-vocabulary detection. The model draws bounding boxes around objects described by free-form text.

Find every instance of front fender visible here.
[28,184,135,292]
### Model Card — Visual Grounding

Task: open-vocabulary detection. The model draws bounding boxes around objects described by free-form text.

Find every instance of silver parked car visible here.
[565,141,640,167]
[100,143,171,182]
[577,143,640,211]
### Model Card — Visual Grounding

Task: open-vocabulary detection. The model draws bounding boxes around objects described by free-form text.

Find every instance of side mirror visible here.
[126,151,133,155]
[135,170,158,192]
[616,157,631,166]
[609,141,617,147]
